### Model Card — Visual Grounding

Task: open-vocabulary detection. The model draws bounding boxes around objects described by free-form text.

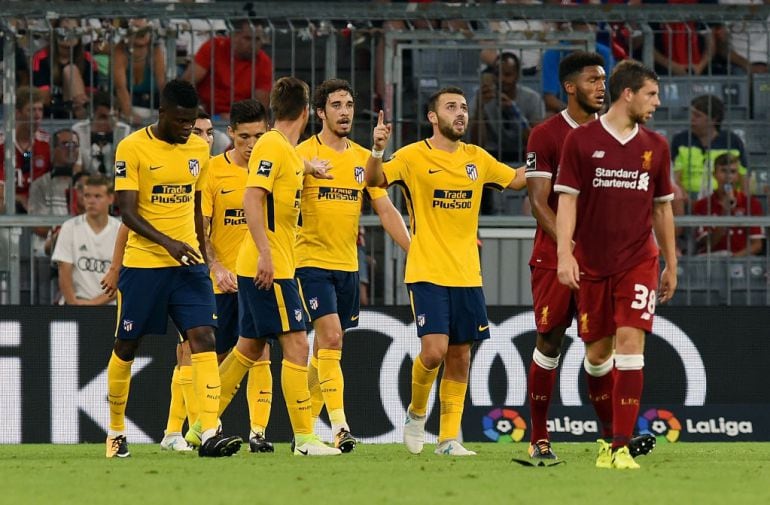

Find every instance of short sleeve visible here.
[365,185,388,200]
[114,139,140,192]
[653,137,674,202]
[554,129,582,195]
[483,148,517,190]
[201,170,215,218]
[381,151,409,187]
[51,219,75,264]
[525,126,555,180]
[247,135,282,193]
[195,155,210,192]
[194,39,213,71]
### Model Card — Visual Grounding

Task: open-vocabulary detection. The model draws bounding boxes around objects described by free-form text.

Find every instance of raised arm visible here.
[365,110,391,188]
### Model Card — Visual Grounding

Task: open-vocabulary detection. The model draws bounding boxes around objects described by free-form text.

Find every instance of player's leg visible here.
[527,266,573,460]
[434,342,476,456]
[403,283,450,454]
[161,340,193,451]
[107,266,171,458]
[172,265,241,457]
[307,337,324,429]
[247,342,274,453]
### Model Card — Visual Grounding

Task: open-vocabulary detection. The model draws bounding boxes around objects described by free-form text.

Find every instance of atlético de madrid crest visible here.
[466,163,478,181]
[188,159,200,177]
[354,166,365,184]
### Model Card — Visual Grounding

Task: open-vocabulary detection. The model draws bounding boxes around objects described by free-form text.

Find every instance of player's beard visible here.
[438,117,465,141]
[330,122,351,139]
[630,107,651,125]
[576,88,603,115]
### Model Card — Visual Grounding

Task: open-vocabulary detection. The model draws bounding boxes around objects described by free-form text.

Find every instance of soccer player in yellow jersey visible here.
[218,76,339,456]
[105,80,241,458]
[366,86,526,456]
[198,99,276,453]
[295,79,410,452]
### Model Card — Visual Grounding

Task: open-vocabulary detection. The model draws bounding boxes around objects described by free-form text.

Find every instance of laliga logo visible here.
[483,408,526,443]
[638,408,681,443]
[310,310,706,444]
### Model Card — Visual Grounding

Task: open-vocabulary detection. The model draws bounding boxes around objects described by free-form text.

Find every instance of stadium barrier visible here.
[3,305,768,444]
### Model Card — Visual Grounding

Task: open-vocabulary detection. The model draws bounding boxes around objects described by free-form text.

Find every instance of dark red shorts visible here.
[575,256,659,342]
[531,266,576,334]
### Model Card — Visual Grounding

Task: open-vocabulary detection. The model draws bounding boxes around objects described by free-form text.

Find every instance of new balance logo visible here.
[591,151,605,159]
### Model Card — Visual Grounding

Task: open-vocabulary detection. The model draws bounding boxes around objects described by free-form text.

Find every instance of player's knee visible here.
[280,332,309,365]
[113,338,139,361]
[318,331,343,350]
[186,329,216,354]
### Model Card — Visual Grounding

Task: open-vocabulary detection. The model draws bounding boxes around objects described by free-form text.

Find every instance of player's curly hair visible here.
[312,79,355,115]
[559,51,606,91]
[160,79,199,110]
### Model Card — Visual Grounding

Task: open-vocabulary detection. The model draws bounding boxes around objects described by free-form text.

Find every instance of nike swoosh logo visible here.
[478,324,490,332]
[221,189,235,194]
[320,379,333,385]
[350,315,359,321]
[149,165,163,170]
[298,449,309,455]
[258,390,272,395]
[296,397,310,404]
[212,314,218,320]
[295,170,302,176]
[205,384,218,389]
[428,169,443,174]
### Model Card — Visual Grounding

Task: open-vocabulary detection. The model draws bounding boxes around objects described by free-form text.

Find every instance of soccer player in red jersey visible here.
[555,60,678,470]
[524,51,605,461]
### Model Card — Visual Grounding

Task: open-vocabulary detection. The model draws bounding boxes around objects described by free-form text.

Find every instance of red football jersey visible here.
[692,192,765,254]
[526,110,595,269]
[0,130,52,200]
[555,117,674,278]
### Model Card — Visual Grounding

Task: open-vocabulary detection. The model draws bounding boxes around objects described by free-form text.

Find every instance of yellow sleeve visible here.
[114,139,139,191]
[195,155,210,191]
[247,136,283,193]
[201,169,215,218]
[365,185,388,200]
[382,150,409,187]
[484,151,517,190]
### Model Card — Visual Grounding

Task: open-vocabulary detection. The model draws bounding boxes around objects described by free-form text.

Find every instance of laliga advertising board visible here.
[1,306,768,443]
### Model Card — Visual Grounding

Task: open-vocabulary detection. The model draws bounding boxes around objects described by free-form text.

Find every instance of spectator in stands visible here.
[471,53,544,163]
[72,91,132,176]
[541,22,614,114]
[693,153,765,255]
[671,94,748,197]
[183,19,272,119]
[113,18,166,126]
[479,0,547,76]
[51,174,120,305]
[714,0,769,75]
[29,129,82,220]
[0,86,51,213]
[31,17,98,119]
[647,0,717,76]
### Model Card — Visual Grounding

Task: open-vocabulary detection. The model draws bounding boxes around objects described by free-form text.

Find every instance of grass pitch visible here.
[1,442,768,505]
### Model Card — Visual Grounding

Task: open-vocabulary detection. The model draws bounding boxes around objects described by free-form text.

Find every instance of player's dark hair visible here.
[312,78,355,115]
[270,76,309,121]
[84,173,114,193]
[713,152,739,169]
[230,99,267,128]
[495,51,520,75]
[160,79,199,110]
[196,108,211,121]
[427,86,465,114]
[559,51,605,91]
[608,60,658,104]
[691,94,724,126]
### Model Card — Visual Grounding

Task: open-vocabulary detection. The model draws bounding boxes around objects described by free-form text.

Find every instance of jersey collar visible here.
[599,115,639,146]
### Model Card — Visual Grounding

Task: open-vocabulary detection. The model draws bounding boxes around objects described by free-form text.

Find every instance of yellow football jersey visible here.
[295,135,388,271]
[236,129,303,279]
[202,151,248,293]
[382,139,517,286]
[114,126,210,268]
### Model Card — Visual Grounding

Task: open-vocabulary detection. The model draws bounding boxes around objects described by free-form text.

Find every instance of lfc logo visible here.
[580,313,589,334]
[641,150,653,171]
[539,306,549,327]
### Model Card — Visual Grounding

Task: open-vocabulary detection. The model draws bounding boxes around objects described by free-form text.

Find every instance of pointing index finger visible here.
[377,110,385,126]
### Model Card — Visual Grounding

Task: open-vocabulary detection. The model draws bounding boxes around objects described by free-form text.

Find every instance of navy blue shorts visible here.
[407,282,490,343]
[296,267,360,331]
[116,264,217,340]
[215,293,239,354]
[238,276,307,340]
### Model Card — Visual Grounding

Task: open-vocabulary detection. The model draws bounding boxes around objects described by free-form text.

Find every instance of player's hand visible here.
[657,265,678,304]
[100,266,120,297]
[164,239,203,266]
[305,157,333,180]
[212,262,238,293]
[254,253,274,290]
[557,253,580,290]
[372,110,391,151]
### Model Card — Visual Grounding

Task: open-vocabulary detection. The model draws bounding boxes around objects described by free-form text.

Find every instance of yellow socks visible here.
[281,359,312,436]
[191,351,220,433]
[107,351,133,434]
[409,355,439,417]
[217,347,254,416]
[165,367,187,434]
[177,365,198,427]
[247,360,272,434]
[307,356,324,425]
[438,379,467,442]
[318,349,346,431]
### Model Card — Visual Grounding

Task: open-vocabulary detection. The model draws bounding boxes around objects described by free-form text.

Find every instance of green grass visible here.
[1,442,768,505]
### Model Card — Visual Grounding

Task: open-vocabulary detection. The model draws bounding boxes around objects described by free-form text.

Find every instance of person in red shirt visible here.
[555,60,677,470]
[0,86,52,213]
[693,153,765,256]
[183,19,272,119]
